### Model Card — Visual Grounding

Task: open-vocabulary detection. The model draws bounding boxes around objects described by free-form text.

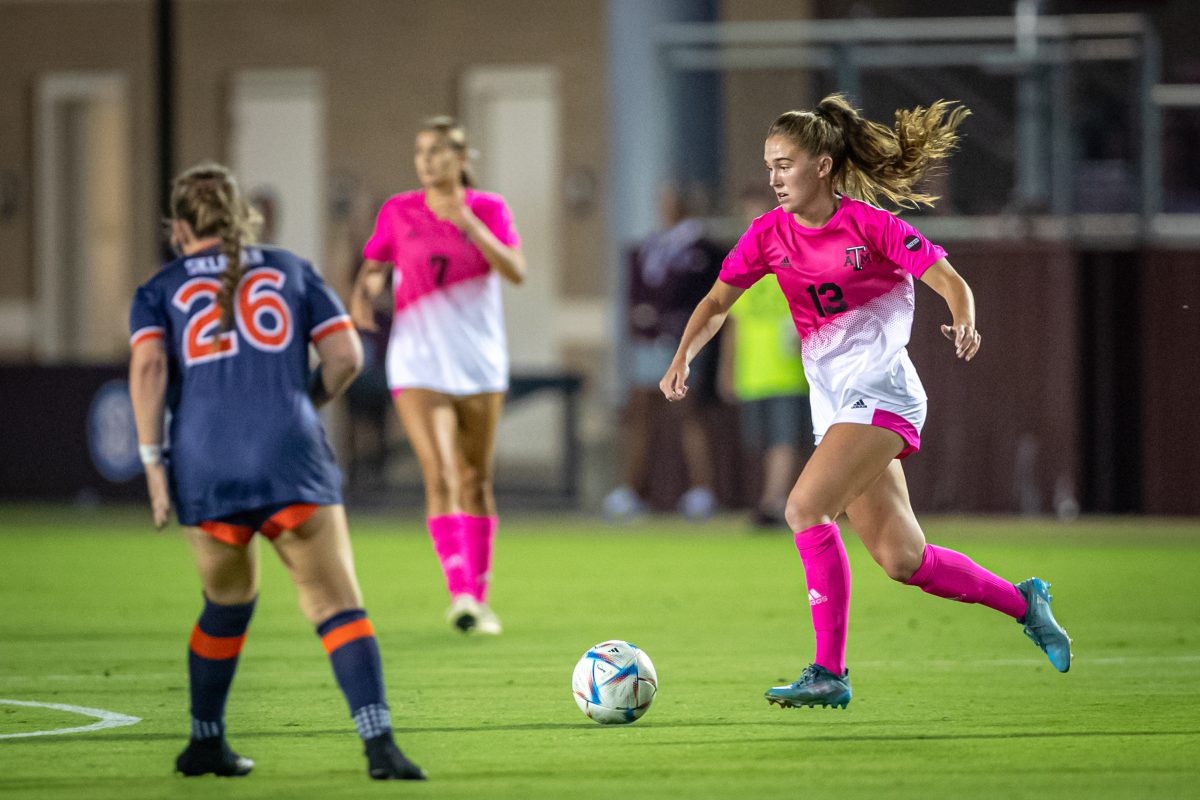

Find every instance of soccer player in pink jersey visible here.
[352,117,525,635]
[660,94,1072,709]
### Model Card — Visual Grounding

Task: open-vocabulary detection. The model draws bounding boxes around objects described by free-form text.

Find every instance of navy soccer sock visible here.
[317,609,391,740]
[187,595,256,740]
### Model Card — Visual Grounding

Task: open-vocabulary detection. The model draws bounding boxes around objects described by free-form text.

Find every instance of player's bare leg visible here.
[766,423,899,709]
[271,505,362,624]
[394,389,463,517]
[848,461,1072,672]
[176,530,259,776]
[273,506,425,780]
[453,391,505,633]
[845,461,925,582]
[395,389,478,630]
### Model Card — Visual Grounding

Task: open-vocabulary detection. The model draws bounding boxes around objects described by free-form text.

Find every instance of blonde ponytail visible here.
[769,93,971,209]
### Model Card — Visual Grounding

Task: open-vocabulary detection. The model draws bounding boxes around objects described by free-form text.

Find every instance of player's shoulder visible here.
[748,205,787,233]
[252,244,310,270]
[380,190,423,211]
[466,188,509,211]
[135,253,199,297]
[841,195,896,223]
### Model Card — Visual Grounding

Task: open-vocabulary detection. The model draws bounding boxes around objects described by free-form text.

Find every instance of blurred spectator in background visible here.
[603,183,724,522]
[344,256,393,491]
[719,185,812,529]
[247,188,278,244]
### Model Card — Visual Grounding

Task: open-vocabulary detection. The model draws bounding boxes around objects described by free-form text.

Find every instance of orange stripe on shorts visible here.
[321,618,375,654]
[189,626,246,660]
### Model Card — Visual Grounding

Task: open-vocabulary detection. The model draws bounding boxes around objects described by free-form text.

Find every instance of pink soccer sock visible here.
[427,514,472,598]
[794,522,851,676]
[462,514,497,603]
[905,544,1028,620]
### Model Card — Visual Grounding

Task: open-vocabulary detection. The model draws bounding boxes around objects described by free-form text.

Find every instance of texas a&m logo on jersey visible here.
[844,245,875,271]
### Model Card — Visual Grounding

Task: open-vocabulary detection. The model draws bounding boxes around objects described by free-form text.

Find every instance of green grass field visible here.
[2,507,1198,799]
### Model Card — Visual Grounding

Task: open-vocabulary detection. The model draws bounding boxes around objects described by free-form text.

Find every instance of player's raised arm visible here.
[660,279,744,402]
[426,192,526,285]
[129,336,171,529]
[919,258,981,361]
[350,259,389,331]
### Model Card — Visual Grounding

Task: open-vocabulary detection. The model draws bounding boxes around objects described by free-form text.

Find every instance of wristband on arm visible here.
[139,444,163,466]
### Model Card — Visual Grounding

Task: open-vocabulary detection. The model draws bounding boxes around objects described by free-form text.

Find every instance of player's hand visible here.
[660,361,690,402]
[940,322,981,361]
[351,272,385,331]
[144,463,171,531]
[427,194,474,231]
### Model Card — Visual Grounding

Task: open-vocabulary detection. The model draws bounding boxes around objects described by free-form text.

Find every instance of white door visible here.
[229,70,325,265]
[461,66,563,466]
[34,72,132,362]
[461,66,561,370]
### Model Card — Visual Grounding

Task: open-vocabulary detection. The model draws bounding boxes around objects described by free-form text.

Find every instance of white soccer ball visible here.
[571,640,658,725]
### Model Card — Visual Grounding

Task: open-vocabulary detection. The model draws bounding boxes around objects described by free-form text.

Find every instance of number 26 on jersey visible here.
[171,268,293,366]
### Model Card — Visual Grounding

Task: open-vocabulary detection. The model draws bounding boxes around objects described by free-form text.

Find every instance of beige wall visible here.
[0,0,157,322]
[174,0,608,300]
[0,0,609,359]
[719,0,816,201]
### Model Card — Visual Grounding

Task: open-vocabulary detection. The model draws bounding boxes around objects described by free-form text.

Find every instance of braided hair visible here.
[169,163,262,330]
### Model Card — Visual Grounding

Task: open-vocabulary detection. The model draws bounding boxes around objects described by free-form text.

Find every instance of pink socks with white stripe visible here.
[793,523,851,676]
[905,544,1027,620]
[427,513,497,602]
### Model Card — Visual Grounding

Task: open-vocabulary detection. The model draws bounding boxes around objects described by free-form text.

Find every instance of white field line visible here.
[0,699,141,739]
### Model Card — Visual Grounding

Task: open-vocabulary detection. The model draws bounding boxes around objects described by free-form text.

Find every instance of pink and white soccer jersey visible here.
[719,196,947,457]
[363,190,519,395]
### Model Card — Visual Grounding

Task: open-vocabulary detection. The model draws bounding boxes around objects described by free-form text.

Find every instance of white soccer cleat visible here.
[445,594,479,633]
[473,603,503,635]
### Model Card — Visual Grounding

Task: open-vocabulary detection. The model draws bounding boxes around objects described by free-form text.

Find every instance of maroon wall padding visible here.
[903,243,1082,513]
[1139,251,1200,514]
[0,365,144,500]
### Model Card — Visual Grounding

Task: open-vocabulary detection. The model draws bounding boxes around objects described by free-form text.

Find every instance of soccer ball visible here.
[571,640,658,725]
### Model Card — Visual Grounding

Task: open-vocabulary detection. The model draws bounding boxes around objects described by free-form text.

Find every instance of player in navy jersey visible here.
[128,163,425,780]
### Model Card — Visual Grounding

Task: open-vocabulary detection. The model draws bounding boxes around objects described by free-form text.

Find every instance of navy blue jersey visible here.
[129,245,353,525]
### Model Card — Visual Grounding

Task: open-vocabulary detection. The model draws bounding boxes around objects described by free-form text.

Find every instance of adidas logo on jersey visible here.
[851,399,868,410]
[780,256,791,267]
[808,588,828,606]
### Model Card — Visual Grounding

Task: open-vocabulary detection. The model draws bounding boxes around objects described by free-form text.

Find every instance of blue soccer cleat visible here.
[1016,577,1073,673]
[765,664,851,709]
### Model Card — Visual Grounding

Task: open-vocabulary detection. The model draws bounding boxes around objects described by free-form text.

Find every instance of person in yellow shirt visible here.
[722,272,812,527]
[720,187,813,528]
